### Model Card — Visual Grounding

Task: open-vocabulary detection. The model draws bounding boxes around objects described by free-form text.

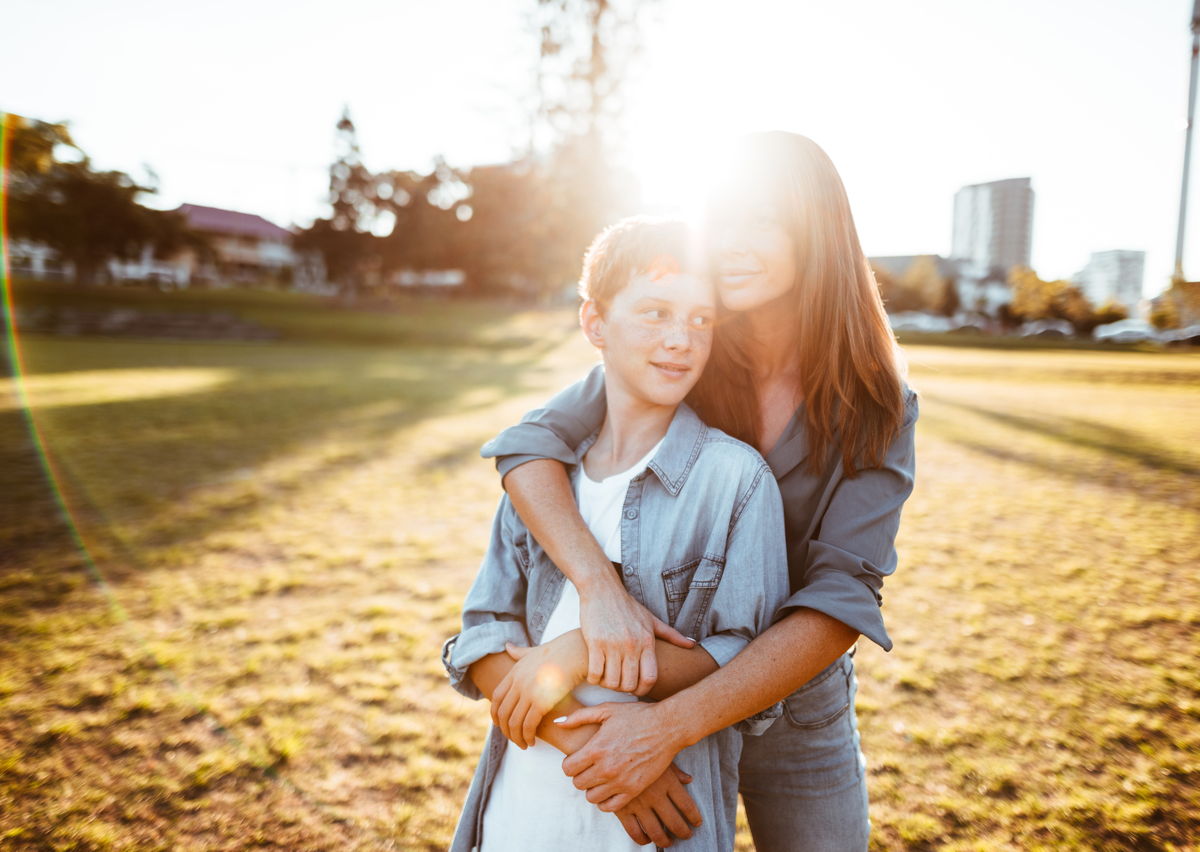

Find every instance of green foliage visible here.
[296,109,637,300]
[874,256,959,316]
[1153,280,1200,329]
[1091,300,1129,328]
[5,113,202,285]
[1150,301,1179,330]
[1008,266,1120,334]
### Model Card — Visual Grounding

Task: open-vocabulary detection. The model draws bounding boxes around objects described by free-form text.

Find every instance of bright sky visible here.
[4,0,1195,295]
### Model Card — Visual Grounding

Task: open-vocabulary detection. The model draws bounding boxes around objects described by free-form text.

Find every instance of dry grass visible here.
[1,307,1197,851]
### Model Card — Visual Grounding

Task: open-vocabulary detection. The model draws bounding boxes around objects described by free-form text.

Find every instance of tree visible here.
[295,110,472,295]
[902,255,960,316]
[532,0,649,154]
[1151,280,1200,328]
[1150,300,1180,330]
[523,0,646,294]
[6,114,198,284]
[1090,301,1129,330]
[294,109,382,294]
[298,0,653,300]
[873,256,958,315]
[1008,266,1103,334]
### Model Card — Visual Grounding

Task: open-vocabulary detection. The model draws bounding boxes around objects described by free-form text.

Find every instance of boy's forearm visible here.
[644,641,718,701]
[541,630,716,701]
[469,652,599,754]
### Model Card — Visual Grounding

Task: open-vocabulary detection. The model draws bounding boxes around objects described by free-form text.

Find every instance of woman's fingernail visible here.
[553,717,567,724]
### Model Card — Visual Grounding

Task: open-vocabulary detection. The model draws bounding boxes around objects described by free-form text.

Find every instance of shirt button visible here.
[626,509,637,519]
[624,565,634,576]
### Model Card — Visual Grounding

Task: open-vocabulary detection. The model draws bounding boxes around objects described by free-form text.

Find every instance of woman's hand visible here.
[578,581,695,696]
[492,631,589,749]
[612,763,702,847]
[556,700,684,811]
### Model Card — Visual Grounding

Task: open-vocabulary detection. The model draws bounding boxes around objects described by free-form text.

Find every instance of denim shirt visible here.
[481,365,919,652]
[443,402,790,852]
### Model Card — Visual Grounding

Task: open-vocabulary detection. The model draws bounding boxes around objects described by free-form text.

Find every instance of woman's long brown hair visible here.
[688,132,907,478]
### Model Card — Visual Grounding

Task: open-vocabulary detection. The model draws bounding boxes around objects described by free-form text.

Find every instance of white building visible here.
[173,204,305,286]
[10,205,327,291]
[1072,250,1145,310]
[9,239,71,281]
[951,178,1035,276]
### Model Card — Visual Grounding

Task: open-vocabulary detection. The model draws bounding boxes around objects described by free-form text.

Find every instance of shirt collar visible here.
[572,402,708,497]
[764,403,810,480]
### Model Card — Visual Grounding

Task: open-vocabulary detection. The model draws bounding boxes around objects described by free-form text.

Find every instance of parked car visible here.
[1163,324,1200,345]
[1092,319,1159,344]
[888,311,955,333]
[1019,319,1074,338]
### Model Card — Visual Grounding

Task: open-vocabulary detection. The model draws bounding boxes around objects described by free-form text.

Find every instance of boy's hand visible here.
[612,763,701,847]
[492,631,589,748]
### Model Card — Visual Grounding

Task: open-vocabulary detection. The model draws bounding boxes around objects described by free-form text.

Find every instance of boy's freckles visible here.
[592,270,716,407]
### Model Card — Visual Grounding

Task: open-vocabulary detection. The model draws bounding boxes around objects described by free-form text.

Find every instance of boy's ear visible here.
[580,298,606,349]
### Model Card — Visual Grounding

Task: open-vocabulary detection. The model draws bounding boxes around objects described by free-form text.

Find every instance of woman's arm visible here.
[468,652,704,846]
[552,454,800,809]
[506,461,694,698]
[558,607,859,810]
[492,630,719,749]
[482,367,693,696]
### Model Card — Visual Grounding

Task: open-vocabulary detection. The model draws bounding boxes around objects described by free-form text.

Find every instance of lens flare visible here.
[0,111,369,833]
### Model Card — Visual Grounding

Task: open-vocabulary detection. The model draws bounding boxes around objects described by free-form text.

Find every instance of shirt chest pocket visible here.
[662,555,725,638]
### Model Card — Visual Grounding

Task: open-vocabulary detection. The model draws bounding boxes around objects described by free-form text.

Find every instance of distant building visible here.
[1072,250,1145,309]
[11,237,189,287]
[9,239,72,282]
[173,204,324,289]
[10,204,327,291]
[951,178,1034,276]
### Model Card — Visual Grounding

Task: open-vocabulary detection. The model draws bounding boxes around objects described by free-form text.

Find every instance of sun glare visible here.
[626,132,740,227]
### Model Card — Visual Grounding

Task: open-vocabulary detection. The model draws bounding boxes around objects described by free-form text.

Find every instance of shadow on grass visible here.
[10,278,552,350]
[923,395,1200,479]
[1,326,574,582]
[0,407,78,571]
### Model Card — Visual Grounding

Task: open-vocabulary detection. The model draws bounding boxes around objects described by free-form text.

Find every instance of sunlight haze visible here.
[4,0,1192,294]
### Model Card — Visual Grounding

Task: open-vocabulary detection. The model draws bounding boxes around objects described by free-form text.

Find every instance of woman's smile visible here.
[717,266,762,288]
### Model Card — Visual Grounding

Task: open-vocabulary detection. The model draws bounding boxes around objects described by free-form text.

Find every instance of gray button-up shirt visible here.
[444,402,790,852]
[481,365,918,652]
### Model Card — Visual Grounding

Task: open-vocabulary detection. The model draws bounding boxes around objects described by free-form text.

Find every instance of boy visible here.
[442,218,789,851]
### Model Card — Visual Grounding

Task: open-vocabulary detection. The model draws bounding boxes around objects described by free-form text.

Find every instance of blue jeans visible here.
[738,652,870,851]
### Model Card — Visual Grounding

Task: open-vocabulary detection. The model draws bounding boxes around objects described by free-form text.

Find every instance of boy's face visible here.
[582,268,716,407]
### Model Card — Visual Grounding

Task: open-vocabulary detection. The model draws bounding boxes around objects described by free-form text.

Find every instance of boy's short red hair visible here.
[578,217,699,316]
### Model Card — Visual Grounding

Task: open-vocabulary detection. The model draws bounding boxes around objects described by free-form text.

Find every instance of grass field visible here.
[1,296,1198,851]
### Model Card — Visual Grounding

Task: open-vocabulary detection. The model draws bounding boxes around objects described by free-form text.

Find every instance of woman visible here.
[481,131,917,850]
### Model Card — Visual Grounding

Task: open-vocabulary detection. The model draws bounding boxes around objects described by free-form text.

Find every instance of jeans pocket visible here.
[783,659,850,730]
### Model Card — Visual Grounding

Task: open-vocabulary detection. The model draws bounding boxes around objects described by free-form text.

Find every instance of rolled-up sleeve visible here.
[775,390,918,652]
[481,365,608,482]
[443,498,533,700]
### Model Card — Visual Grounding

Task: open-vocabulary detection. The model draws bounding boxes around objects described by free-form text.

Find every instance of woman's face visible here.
[712,196,798,313]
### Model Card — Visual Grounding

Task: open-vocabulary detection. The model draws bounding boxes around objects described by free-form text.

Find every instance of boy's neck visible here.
[583,366,678,481]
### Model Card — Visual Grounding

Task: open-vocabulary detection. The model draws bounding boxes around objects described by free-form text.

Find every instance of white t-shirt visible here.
[479,440,662,852]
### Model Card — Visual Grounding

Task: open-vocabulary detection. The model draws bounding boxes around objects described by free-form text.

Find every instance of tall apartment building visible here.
[1072,250,1145,309]
[950,177,1035,274]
